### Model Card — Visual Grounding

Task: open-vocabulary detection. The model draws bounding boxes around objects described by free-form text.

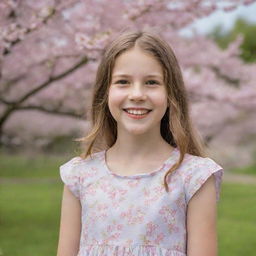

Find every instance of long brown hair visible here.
[75,29,206,192]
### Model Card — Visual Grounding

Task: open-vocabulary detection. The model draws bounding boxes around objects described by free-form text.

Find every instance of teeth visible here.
[125,109,150,115]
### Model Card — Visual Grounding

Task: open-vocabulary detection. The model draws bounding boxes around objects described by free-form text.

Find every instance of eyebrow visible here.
[112,74,163,79]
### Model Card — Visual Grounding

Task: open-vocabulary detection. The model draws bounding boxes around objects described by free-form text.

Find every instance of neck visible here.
[108,128,174,161]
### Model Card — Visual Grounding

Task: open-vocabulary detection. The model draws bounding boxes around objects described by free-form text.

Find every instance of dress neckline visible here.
[102,147,179,179]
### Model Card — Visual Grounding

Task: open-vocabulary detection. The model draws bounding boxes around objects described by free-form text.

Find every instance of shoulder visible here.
[179,153,223,176]
[177,153,224,203]
[59,151,105,179]
[61,151,104,166]
[59,151,105,198]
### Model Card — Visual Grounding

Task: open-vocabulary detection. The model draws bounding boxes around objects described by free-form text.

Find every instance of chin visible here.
[125,127,151,136]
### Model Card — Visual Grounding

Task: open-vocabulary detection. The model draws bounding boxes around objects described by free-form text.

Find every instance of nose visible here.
[128,83,147,101]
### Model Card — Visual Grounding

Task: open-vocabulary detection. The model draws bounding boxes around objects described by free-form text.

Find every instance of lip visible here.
[124,111,151,119]
[123,108,152,120]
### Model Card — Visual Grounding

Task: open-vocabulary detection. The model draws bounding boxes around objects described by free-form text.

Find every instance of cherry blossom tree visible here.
[0,0,256,165]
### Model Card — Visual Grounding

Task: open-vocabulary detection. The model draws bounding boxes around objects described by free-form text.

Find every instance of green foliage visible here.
[208,18,256,63]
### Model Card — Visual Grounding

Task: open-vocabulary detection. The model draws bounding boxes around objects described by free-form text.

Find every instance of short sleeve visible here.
[183,157,224,204]
[59,157,82,199]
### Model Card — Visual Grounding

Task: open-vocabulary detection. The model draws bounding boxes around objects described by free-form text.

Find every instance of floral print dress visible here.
[59,147,223,256]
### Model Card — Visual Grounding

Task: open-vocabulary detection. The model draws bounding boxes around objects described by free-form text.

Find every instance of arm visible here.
[186,174,218,256]
[57,185,81,256]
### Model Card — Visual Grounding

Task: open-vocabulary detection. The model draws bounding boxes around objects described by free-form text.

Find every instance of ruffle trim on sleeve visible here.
[185,157,224,204]
[59,157,82,199]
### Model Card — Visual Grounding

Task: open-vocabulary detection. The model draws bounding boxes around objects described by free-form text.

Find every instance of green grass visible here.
[0,152,71,178]
[0,152,256,256]
[0,152,67,256]
[218,183,256,255]
[231,165,256,176]
[0,183,63,256]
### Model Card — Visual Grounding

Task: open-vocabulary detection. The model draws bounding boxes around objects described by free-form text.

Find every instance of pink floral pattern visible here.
[59,147,223,256]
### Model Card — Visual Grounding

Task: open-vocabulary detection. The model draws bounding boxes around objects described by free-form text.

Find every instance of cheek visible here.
[108,87,126,110]
[149,91,168,109]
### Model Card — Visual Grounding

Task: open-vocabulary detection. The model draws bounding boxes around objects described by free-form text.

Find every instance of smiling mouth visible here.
[123,109,152,115]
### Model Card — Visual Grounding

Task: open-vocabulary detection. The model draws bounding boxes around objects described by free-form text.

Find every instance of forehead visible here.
[112,47,164,78]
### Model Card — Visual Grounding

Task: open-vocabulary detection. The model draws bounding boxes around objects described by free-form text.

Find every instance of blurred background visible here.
[0,0,255,255]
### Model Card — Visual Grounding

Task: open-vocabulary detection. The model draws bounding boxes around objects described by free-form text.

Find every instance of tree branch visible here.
[17,105,84,119]
[15,56,88,107]
[209,65,240,87]
[0,56,88,128]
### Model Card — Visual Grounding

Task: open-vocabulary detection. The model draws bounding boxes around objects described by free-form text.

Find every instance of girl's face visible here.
[108,46,168,136]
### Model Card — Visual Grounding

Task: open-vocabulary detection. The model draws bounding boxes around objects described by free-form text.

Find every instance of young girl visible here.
[57,30,224,256]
